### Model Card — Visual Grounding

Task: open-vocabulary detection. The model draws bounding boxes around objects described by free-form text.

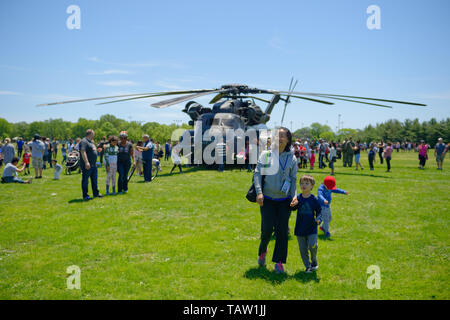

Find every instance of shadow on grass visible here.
[299,168,389,179]
[318,234,334,241]
[68,198,86,204]
[244,266,320,285]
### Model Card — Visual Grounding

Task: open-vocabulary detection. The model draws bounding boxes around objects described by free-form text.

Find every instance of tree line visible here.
[0,115,448,146]
[292,118,450,147]
[0,114,191,144]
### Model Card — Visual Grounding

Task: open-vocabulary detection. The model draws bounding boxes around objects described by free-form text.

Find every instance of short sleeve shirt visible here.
[2,163,18,178]
[80,137,98,166]
[118,141,133,163]
[142,140,154,160]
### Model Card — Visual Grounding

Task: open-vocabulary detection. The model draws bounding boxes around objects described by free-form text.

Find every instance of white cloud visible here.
[98,80,139,87]
[0,91,21,95]
[88,69,132,75]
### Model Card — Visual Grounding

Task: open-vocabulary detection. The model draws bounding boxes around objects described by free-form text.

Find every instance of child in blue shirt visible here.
[317,176,348,238]
[290,175,322,273]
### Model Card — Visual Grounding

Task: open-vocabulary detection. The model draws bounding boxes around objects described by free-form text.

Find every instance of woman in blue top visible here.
[253,127,297,274]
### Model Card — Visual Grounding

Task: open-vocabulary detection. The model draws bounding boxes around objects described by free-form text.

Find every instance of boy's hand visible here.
[345,192,349,195]
[324,200,329,205]
[316,220,321,225]
[290,196,298,207]
[106,166,109,172]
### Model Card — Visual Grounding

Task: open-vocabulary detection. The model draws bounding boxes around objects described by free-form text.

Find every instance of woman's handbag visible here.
[246,174,265,203]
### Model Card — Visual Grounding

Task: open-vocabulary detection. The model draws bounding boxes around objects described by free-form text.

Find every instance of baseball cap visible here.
[34,133,40,140]
[119,131,128,138]
[323,176,337,190]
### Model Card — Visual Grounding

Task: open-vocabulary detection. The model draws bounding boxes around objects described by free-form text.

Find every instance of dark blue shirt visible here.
[293,194,322,236]
[17,140,24,150]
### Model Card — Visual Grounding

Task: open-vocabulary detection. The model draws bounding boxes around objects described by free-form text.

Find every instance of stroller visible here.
[65,150,81,174]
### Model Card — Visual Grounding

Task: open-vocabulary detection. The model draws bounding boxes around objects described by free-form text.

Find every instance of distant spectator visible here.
[2,138,15,165]
[28,134,45,178]
[170,141,183,174]
[80,129,103,200]
[384,142,393,172]
[117,131,135,193]
[17,137,24,158]
[97,136,107,166]
[51,138,58,160]
[61,144,67,164]
[434,138,446,170]
[136,134,153,182]
[1,157,32,184]
[418,140,428,170]
[164,140,171,161]
[23,148,31,175]
[52,159,62,180]
[368,143,376,171]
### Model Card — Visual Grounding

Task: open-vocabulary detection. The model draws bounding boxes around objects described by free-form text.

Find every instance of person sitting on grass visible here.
[1,157,32,184]
[317,176,348,239]
[290,175,322,273]
[52,159,62,180]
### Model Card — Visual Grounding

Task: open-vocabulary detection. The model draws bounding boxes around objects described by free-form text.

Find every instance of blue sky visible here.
[0,0,449,130]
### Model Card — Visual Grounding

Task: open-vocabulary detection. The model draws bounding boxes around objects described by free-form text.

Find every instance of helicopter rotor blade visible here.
[281,77,297,126]
[280,94,334,105]
[304,95,393,108]
[37,89,220,107]
[209,92,225,104]
[151,90,223,108]
[276,91,426,106]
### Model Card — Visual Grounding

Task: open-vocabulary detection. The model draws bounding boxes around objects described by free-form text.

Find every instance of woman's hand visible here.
[256,193,264,207]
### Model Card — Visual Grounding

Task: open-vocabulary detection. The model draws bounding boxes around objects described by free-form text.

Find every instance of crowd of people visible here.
[287,137,449,174]
[0,130,182,201]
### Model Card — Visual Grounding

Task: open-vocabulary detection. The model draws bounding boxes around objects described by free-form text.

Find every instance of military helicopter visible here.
[38,80,426,165]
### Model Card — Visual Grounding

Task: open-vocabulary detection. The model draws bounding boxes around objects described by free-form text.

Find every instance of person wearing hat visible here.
[317,176,348,238]
[117,131,135,193]
[27,134,45,179]
[434,138,446,170]
[136,134,154,182]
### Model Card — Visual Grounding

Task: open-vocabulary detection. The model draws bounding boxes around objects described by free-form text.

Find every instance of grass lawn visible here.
[0,150,449,299]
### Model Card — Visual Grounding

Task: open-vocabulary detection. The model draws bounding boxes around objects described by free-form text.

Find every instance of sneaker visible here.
[258,250,267,267]
[305,267,312,273]
[27,177,33,184]
[274,262,285,274]
[311,263,319,271]
[106,191,110,195]
[325,232,331,238]
[83,196,92,201]
[94,194,104,198]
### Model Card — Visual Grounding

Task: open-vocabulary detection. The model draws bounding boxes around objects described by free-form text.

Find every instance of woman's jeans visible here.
[117,161,131,192]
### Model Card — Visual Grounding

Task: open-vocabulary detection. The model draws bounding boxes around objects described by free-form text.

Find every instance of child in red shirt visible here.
[23,150,31,175]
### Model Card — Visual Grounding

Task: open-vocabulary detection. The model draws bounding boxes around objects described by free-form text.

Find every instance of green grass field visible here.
[0,151,449,300]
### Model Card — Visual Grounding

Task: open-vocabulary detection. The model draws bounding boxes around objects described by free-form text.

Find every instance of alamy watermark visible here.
[366,265,381,289]
[66,5,81,30]
[367,5,381,30]
[66,265,81,290]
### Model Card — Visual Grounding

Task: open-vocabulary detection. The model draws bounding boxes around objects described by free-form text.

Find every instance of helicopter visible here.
[38,80,426,165]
